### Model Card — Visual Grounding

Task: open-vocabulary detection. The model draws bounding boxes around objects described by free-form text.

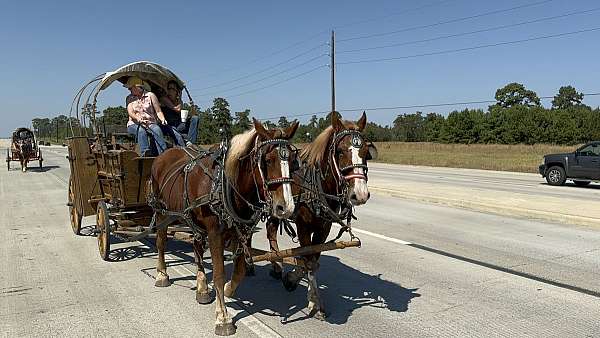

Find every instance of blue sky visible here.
[1,0,599,136]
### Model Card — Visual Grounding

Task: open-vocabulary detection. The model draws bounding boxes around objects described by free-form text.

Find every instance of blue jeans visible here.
[127,123,167,155]
[187,116,199,144]
[159,124,185,147]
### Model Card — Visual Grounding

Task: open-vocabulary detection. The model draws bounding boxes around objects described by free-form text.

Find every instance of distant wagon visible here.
[6,127,43,172]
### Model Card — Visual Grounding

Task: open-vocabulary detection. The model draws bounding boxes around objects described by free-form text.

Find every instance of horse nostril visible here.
[350,193,357,201]
[276,204,285,213]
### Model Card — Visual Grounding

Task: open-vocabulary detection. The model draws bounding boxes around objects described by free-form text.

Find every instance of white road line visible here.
[333,224,412,245]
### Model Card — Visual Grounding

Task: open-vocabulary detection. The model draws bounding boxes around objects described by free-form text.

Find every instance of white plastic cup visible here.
[181,109,189,122]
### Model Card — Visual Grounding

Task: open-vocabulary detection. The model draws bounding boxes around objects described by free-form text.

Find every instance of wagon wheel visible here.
[96,201,111,261]
[38,148,43,170]
[68,178,82,235]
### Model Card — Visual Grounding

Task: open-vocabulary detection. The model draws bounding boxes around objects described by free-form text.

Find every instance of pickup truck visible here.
[539,141,600,186]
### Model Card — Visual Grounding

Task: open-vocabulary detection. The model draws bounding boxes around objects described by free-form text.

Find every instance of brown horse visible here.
[263,112,372,320]
[149,118,298,336]
[12,130,36,172]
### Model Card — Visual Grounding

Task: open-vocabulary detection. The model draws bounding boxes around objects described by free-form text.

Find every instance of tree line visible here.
[32,83,600,145]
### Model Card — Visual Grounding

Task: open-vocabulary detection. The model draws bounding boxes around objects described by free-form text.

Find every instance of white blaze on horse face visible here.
[350,145,369,204]
[280,158,295,215]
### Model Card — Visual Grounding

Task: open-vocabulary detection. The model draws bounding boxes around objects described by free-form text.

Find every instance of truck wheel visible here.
[546,166,566,186]
[573,180,591,187]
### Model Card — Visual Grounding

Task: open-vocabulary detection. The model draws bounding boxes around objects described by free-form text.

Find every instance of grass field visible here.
[373,142,579,173]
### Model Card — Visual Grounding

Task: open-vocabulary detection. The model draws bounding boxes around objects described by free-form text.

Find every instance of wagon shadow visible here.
[233,255,420,325]
[28,165,60,173]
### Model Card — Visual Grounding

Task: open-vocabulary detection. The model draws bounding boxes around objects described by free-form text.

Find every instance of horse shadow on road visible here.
[138,240,420,325]
[232,256,421,325]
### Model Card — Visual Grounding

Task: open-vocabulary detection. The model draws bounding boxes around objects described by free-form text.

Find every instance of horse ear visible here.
[357,111,367,131]
[331,111,344,132]
[253,118,269,139]
[285,120,300,139]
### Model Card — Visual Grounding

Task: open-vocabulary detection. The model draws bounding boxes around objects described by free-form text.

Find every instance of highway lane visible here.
[1,146,599,337]
[369,162,600,202]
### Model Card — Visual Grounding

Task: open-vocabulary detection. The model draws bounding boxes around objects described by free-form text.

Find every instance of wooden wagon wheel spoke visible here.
[68,178,82,235]
[96,201,111,261]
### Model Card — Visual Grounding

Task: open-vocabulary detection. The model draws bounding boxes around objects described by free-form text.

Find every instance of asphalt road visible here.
[1,145,599,337]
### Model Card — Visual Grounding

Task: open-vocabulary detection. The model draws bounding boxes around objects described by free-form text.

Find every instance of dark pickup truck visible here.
[539,141,600,186]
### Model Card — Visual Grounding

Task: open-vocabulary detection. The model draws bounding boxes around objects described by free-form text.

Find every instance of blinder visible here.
[332,129,370,181]
[255,138,295,187]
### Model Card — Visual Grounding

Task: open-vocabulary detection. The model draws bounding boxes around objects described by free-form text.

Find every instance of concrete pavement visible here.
[1,146,599,337]
[369,162,600,227]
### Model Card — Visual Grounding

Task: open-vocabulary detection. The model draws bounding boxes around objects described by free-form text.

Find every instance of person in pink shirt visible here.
[125,77,183,155]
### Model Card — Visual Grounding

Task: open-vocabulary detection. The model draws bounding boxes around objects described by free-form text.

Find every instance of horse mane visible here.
[225,128,258,182]
[300,120,359,167]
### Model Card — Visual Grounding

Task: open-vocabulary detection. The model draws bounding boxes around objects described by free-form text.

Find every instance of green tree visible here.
[277,116,290,129]
[552,85,584,109]
[393,112,425,142]
[233,109,251,134]
[102,106,128,126]
[494,82,541,108]
[211,97,233,137]
[422,113,446,142]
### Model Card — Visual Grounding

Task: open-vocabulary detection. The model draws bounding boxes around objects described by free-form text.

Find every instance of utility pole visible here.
[56,119,59,143]
[330,30,335,113]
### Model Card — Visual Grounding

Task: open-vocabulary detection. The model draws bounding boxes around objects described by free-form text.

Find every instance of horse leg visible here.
[208,228,236,336]
[282,223,311,292]
[224,240,247,298]
[193,238,213,304]
[266,217,283,280]
[305,222,331,320]
[155,225,171,287]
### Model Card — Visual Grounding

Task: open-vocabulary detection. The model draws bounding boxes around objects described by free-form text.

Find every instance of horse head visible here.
[330,111,375,206]
[252,118,299,219]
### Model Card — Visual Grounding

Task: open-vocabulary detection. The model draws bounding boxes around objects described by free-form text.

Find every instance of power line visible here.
[197,30,329,78]
[337,7,600,54]
[338,0,556,42]
[194,54,327,97]
[332,0,459,30]
[192,43,327,90]
[225,64,327,99]
[336,26,600,65]
[262,93,600,120]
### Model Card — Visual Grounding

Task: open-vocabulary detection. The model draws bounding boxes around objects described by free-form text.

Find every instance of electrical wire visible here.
[262,93,600,120]
[225,64,327,99]
[338,0,556,42]
[336,27,600,65]
[337,7,600,54]
[192,43,327,90]
[195,54,327,97]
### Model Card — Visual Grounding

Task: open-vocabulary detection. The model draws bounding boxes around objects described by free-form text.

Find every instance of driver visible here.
[125,77,184,156]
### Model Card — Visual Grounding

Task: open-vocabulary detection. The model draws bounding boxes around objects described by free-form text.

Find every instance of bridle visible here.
[330,129,369,183]
[249,137,296,205]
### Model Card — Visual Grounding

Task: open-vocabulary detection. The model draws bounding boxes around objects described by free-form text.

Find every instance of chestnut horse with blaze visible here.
[263,112,372,320]
[149,118,298,336]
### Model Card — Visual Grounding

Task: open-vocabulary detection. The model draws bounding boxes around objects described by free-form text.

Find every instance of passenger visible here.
[159,80,199,145]
[125,77,184,156]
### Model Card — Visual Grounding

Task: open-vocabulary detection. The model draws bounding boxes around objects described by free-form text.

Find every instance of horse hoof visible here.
[154,276,171,287]
[282,272,299,292]
[313,310,327,321]
[214,323,236,336]
[269,269,282,280]
[196,292,214,304]
[224,282,235,298]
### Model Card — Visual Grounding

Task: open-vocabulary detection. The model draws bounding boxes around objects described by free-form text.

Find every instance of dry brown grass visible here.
[373,142,579,173]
